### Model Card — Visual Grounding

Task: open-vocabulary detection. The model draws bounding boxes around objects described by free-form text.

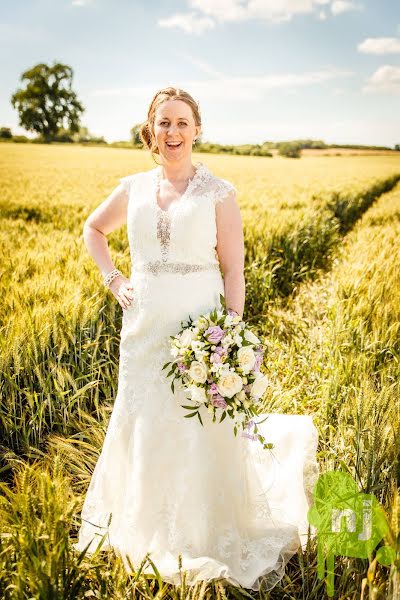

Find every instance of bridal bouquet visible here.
[162,294,273,450]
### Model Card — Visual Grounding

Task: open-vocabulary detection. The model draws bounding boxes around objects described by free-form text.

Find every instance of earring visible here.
[192,138,197,145]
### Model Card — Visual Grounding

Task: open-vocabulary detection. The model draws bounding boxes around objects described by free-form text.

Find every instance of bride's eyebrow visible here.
[158,117,189,121]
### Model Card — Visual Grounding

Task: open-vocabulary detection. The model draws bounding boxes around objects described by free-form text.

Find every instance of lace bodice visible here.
[119,161,237,273]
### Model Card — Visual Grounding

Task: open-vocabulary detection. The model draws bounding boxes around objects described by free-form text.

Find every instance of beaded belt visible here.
[132,261,220,276]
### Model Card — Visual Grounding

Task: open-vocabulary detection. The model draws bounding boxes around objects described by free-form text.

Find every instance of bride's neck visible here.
[159,159,196,183]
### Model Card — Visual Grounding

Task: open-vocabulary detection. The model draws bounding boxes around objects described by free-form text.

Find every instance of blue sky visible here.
[1,0,399,146]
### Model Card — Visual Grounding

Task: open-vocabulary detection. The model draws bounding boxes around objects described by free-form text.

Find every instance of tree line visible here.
[3,61,399,158]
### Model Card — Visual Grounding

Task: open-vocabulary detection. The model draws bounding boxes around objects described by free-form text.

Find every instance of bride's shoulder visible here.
[119,167,156,193]
[202,165,237,206]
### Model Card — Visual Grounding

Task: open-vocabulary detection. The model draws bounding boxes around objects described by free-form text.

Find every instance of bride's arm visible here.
[215,190,245,319]
[82,183,129,277]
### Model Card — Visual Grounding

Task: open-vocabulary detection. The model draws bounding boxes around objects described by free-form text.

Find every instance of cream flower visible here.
[237,346,256,373]
[217,371,243,398]
[188,360,208,384]
[179,329,196,348]
[236,389,246,401]
[233,333,243,347]
[193,316,209,330]
[190,385,208,404]
[243,328,261,345]
[250,373,269,399]
[221,334,234,348]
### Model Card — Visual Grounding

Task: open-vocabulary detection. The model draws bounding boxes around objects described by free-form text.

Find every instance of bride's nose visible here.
[167,123,179,135]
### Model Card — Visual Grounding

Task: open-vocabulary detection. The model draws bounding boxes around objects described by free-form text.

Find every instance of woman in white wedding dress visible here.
[73,86,320,592]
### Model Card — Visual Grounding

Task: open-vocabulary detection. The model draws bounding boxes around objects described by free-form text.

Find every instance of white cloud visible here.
[190,0,247,22]
[358,37,400,55]
[330,1,363,16]
[363,65,400,95]
[158,11,215,35]
[158,0,362,32]
[92,66,354,103]
[190,0,333,24]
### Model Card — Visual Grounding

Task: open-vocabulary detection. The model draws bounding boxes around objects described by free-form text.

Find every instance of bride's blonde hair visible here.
[140,87,201,162]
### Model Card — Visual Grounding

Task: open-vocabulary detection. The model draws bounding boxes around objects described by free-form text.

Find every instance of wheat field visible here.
[0,143,399,599]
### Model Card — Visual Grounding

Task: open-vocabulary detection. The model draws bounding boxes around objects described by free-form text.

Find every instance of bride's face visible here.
[153,99,201,162]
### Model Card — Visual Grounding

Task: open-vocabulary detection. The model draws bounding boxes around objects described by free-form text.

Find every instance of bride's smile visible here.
[153,97,201,182]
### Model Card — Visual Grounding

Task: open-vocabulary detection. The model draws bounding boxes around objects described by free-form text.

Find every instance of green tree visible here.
[130,123,144,146]
[278,141,302,158]
[11,62,85,142]
[0,127,12,139]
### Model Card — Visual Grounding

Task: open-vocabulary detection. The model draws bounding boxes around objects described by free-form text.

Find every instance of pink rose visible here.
[205,326,225,344]
[212,394,228,409]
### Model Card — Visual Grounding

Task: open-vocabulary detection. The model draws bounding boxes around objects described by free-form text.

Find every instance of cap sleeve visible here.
[213,178,237,205]
[119,174,134,195]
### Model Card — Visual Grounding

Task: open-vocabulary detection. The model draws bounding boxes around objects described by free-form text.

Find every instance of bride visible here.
[73,86,319,592]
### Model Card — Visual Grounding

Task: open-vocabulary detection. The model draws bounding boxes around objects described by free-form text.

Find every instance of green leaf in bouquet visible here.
[219,293,226,309]
[171,381,175,393]
[162,361,172,370]
[255,414,270,425]
[219,411,227,423]
[181,404,200,410]
[233,425,237,436]
[197,411,203,426]
[167,367,176,378]
[184,412,199,418]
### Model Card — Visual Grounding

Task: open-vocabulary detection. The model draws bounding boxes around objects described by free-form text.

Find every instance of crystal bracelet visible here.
[103,268,122,288]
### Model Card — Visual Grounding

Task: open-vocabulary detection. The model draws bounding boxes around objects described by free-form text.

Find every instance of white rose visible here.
[250,373,269,399]
[179,329,196,348]
[237,346,256,373]
[188,360,208,384]
[217,371,243,399]
[243,328,261,345]
[190,385,208,404]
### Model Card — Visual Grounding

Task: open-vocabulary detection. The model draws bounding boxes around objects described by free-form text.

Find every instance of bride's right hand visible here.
[109,275,134,309]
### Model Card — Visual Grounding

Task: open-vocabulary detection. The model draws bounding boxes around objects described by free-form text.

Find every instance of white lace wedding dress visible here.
[73,160,320,591]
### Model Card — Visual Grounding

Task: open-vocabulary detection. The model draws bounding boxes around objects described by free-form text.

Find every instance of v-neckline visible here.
[153,161,204,214]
